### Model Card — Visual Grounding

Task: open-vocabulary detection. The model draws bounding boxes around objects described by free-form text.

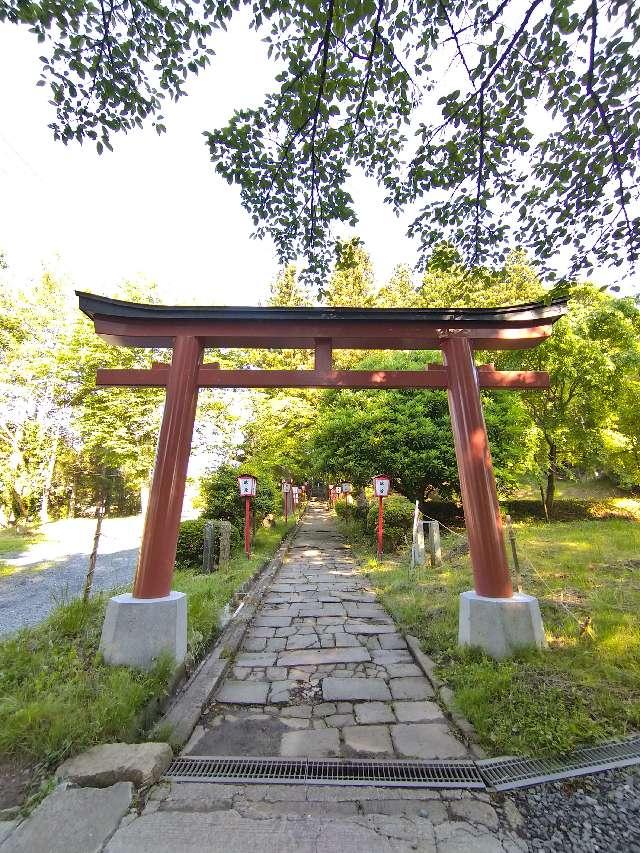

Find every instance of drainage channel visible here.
[165,734,640,792]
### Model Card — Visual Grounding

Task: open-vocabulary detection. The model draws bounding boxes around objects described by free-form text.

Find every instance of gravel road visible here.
[513,766,640,852]
[0,516,143,636]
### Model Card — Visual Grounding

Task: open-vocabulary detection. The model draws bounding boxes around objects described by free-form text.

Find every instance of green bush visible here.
[366,494,415,551]
[175,518,241,571]
[199,464,280,526]
[334,499,369,524]
[421,497,639,526]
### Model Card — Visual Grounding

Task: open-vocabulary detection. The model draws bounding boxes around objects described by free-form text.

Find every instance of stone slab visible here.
[343,725,393,754]
[280,729,340,757]
[345,621,397,635]
[9,782,132,853]
[235,652,278,668]
[322,677,392,702]
[392,701,444,723]
[57,743,172,788]
[390,723,468,759]
[354,702,396,725]
[253,617,292,628]
[371,650,414,665]
[277,647,370,667]
[216,680,270,705]
[389,677,434,700]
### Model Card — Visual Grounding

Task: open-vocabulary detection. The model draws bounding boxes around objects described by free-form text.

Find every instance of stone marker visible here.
[7,782,132,853]
[57,743,173,788]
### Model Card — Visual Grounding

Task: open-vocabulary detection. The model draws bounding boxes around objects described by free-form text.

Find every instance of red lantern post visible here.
[238,474,257,559]
[282,480,291,522]
[373,475,390,558]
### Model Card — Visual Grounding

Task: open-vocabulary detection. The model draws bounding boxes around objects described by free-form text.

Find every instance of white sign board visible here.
[238,477,256,496]
[282,482,291,493]
[373,477,390,497]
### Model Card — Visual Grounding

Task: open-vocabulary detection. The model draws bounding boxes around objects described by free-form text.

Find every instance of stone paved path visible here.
[187,505,468,760]
[102,505,527,852]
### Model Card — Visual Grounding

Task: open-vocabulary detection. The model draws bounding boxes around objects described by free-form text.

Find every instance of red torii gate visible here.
[78,292,565,604]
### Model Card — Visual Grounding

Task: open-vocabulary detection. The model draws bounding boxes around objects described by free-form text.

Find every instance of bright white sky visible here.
[0,14,418,306]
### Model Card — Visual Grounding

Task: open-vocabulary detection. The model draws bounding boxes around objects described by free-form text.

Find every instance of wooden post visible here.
[83,504,104,602]
[442,335,512,598]
[133,335,203,599]
[505,514,523,592]
[377,495,384,558]
[244,496,251,558]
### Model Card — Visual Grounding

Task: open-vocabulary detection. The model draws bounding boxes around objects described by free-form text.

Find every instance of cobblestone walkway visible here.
[188,504,467,760]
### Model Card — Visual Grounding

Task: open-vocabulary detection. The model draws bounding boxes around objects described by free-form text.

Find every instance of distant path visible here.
[0,516,143,636]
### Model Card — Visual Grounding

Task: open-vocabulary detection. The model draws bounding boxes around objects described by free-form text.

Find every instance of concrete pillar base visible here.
[458,590,547,660]
[99,592,187,670]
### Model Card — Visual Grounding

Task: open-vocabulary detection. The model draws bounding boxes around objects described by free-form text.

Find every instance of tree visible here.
[326,238,375,307]
[419,246,545,308]
[376,265,421,308]
[506,284,640,512]
[267,264,310,307]
[11,2,636,288]
[311,352,533,502]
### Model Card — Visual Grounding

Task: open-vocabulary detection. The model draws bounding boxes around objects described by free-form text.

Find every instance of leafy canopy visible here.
[5,0,639,289]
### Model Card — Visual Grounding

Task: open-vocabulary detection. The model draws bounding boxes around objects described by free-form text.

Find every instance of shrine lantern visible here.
[373,475,391,557]
[237,474,257,558]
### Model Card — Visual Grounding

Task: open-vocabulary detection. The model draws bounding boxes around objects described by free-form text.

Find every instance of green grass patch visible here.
[0,515,296,775]
[0,526,43,576]
[339,516,640,757]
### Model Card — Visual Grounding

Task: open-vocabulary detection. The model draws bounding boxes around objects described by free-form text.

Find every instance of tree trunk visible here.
[83,503,104,602]
[40,433,59,524]
[68,481,76,518]
[545,442,557,517]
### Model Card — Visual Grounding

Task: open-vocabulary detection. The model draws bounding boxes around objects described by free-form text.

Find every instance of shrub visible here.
[199,464,280,525]
[334,499,369,524]
[175,518,241,571]
[421,497,639,526]
[366,494,415,551]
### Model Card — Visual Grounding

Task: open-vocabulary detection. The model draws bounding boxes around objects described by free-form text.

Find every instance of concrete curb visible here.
[153,518,301,749]
[405,634,487,759]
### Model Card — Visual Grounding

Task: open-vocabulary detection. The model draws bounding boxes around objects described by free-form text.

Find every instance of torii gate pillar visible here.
[442,335,546,659]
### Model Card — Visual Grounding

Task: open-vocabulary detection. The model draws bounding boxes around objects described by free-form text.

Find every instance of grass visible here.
[338,516,640,757]
[0,526,43,577]
[0,515,296,781]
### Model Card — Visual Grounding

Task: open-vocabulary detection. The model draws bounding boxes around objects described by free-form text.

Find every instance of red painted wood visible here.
[96,366,549,390]
[92,316,553,350]
[377,496,384,558]
[442,335,513,599]
[244,496,251,559]
[132,335,203,599]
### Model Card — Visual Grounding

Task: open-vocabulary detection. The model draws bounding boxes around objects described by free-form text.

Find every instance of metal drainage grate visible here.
[165,756,485,788]
[478,734,640,791]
